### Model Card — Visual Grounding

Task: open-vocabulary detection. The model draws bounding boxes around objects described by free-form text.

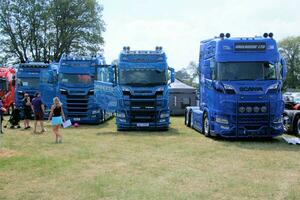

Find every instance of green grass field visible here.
[0,117,300,200]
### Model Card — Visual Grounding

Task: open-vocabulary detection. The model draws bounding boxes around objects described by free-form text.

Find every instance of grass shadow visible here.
[96,127,181,137]
[210,135,300,152]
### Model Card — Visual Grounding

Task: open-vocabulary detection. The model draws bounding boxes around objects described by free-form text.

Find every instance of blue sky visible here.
[100,0,300,70]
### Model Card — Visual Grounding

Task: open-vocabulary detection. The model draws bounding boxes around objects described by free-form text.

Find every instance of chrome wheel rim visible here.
[204,117,209,135]
[283,116,289,132]
[297,118,300,136]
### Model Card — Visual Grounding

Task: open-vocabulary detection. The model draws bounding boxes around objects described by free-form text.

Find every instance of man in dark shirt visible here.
[22,93,32,129]
[31,92,46,133]
[0,97,7,134]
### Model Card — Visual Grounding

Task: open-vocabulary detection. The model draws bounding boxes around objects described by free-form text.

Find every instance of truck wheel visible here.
[188,110,192,127]
[190,112,194,128]
[296,118,300,137]
[203,113,210,137]
[184,110,188,126]
[185,109,191,127]
[283,114,290,133]
[8,105,13,115]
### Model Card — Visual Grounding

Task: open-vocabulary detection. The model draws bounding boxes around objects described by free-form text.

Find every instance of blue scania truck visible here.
[185,33,287,138]
[15,62,51,112]
[52,54,106,124]
[95,47,175,130]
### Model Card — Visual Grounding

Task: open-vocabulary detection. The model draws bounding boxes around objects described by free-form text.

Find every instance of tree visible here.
[279,36,300,89]
[0,0,105,63]
[176,61,199,87]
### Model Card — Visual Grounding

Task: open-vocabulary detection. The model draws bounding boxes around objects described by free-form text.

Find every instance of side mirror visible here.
[169,68,175,83]
[213,81,224,93]
[280,58,287,80]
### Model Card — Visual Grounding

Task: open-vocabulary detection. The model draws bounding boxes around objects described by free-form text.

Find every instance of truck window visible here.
[277,62,283,80]
[210,60,216,80]
[97,68,110,82]
[216,62,278,81]
[59,74,93,84]
[119,68,167,86]
[0,78,8,91]
[17,77,39,87]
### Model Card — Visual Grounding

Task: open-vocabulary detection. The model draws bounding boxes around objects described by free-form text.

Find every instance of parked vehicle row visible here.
[3,33,299,137]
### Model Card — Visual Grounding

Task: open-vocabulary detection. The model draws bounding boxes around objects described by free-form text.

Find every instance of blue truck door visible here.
[39,69,57,113]
[94,65,118,112]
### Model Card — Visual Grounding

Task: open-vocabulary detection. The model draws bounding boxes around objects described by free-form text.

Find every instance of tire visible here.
[185,109,191,127]
[102,110,105,122]
[296,117,300,137]
[184,110,188,126]
[8,105,13,116]
[203,113,210,137]
[283,114,290,133]
[190,112,194,128]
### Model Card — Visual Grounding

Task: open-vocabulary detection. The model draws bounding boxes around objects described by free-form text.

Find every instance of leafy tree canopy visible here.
[0,0,105,63]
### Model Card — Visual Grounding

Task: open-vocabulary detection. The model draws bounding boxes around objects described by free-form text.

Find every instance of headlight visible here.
[159,119,166,123]
[92,110,100,114]
[117,112,126,118]
[239,106,245,113]
[267,83,279,91]
[60,88,67,94]
[223,84,235,91]
[119,119,126,123]
[215,116,229,125]
[160,113,169,118]
[122,87,130,92]
[122,88,131,96]
[261,106,267,113]
[88,89,94,95]
[156,87,164,92]
[273,117,283,124]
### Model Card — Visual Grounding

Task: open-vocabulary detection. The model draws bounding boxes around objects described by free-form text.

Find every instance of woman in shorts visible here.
[48,97,65,143]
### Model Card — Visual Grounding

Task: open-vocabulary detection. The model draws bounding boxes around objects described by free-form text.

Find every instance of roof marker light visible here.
[263,33,268,38]
[268,32,274,38]
[225,33,230,38]
[220,33,225,38]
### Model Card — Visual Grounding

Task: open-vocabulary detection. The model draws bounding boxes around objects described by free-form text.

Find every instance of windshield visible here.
[119,68,167,86]
[59,73,93,84]
[215,62,278,81]
[0,79,7,91]
[17,77,39,88]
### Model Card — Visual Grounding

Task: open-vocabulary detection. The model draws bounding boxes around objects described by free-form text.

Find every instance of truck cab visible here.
[0,67,16,114]
[15,62,50,113]
[56,54,105,124]
[95,47,175,130]
[186,33,287,138]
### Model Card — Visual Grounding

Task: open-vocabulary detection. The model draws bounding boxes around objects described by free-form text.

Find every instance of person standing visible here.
[22,93,31,129]
[31,92,46,134]
[0,97,7,134]
[48,97,65,143]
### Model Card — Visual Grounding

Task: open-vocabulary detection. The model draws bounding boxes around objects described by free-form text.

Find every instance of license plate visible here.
[137,123,149,127]
[73,118,80,121]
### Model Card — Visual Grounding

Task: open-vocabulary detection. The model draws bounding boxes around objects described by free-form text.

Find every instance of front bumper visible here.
[116,117,170,130]
[212,122,283,138]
